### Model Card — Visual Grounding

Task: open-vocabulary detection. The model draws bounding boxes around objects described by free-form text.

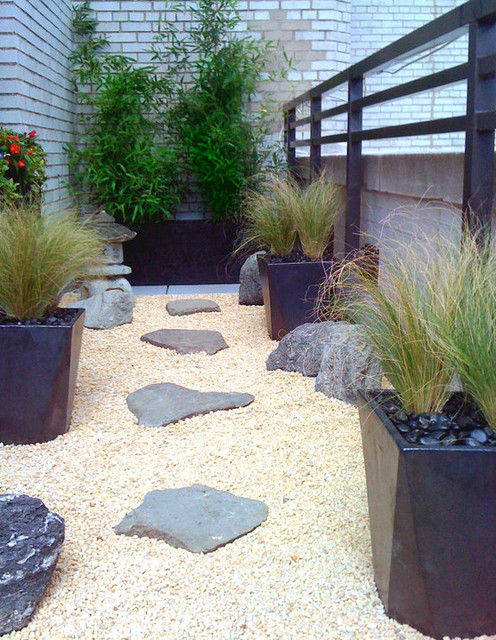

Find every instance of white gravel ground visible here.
[1,295,492,640]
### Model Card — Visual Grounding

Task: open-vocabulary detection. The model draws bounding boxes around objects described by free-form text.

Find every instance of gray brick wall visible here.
[0,0,75,208]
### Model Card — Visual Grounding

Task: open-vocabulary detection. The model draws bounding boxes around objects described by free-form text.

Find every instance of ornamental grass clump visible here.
[293,173,344,260]
[239,175,299,257]
[239,172,342,259]
[433,231,496,430]
[332,240,458,415]
[0,203,103,321]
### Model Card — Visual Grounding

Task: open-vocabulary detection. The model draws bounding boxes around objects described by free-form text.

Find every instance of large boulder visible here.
[239,252,265,306]
[315,324,381,404]
[266,321,349,377]
[0,495,64,635]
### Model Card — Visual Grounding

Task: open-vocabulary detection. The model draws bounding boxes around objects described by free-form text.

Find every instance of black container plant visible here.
[0,203,103,445]
[343,230,496,639]
[240,173,344,339]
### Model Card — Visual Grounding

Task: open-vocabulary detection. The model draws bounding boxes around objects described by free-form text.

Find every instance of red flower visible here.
[12,136,20,142]
[10,144,20,155]
[28,130,36,138]
[17,160,25,168]
[27,149,33,155]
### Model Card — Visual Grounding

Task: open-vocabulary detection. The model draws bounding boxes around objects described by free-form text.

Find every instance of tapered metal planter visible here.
[0,309,85,445]
[257,256,332,340]
[357,390,496,639]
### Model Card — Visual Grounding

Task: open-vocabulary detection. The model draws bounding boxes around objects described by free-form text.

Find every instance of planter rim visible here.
[258,255,336,268]
[0,307,85,328]
[358,389,496,454]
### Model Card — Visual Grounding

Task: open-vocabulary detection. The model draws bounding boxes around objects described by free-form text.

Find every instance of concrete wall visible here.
[0,0,75,208]
[320,153,465,278]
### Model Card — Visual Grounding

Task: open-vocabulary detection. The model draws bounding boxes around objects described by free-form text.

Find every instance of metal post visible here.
[463,17,496,234]
[346,76,363,251]
[310,95,322,178]
[286,107,297,176]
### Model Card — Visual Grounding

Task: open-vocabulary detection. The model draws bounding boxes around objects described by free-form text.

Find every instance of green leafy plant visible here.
[0,203,104,320]
[238,173,343,260]
[0,128,46,206]
[68,2,182,224]
[153,0,289,220]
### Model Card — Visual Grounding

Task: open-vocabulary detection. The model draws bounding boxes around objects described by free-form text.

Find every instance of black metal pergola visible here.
[283,0,496,249]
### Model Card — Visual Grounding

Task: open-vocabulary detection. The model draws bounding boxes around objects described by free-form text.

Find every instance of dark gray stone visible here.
[0,495,64,635]
[114,484,268,553]
[141,329,228,355]
[315,324,381,404]
[239,252,265,306]
[166,299,221,316]
[127,382,254,427]
[266,321,349,377]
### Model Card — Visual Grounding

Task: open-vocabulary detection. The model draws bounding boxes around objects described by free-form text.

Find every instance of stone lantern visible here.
[68,211,137,329]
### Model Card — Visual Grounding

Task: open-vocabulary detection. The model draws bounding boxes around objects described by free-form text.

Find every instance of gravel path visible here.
[0,295,489,640]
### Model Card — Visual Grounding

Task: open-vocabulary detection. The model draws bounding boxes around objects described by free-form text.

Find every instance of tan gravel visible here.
[1,295,492,640]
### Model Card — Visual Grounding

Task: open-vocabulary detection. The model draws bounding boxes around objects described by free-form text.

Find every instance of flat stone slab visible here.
[166,299,221,316]
[127,382,254,427]
[141,329,228,355]
[114,484,268,553]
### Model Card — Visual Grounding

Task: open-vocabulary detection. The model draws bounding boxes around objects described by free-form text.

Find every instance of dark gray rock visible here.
[166,299,221,316]
[141,329,228,355]
[127,382,254,427]
[114,484,268,553]
[266,321,349,377]
[239,252,265,306]
[0,495,64,635]
[315,324,381,404]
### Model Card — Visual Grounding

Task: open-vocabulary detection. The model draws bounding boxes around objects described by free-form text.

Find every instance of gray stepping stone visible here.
[166,298,221,316]
[127,382,254,427]
[141,328,228,355]
[114,484,268,553]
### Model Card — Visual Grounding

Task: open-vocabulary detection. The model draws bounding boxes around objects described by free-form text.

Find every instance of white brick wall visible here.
[0,0,75,208]
[348,0,468,153]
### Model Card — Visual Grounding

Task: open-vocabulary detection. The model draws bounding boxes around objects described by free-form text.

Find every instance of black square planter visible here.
[357,390,496,639]
[0,309,85,445]
[257,256,333,340]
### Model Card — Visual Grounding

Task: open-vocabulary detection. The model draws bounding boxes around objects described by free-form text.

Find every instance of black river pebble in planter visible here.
[377,392,496,447]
